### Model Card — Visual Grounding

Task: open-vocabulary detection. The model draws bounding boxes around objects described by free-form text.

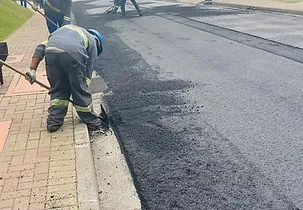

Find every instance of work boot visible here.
[47,117,64,132]
[47,123,63,133]
[88,125,106,136]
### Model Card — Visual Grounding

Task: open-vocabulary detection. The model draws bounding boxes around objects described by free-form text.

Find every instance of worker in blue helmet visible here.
[32,0,72,33]
[25,25,105,135]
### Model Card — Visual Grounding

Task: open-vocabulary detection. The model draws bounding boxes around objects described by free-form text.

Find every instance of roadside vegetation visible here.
[0,0,33,41]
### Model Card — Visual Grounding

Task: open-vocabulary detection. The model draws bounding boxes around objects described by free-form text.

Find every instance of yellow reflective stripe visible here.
[45,0,62,13]
[41,40,48,46]
[64,16,71,21]
[86,78,91,86]
[74,103,93,112]
[63,25,88,48]
[50,99,69,107]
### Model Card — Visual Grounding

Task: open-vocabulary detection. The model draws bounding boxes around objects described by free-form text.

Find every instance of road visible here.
[73,0,303,209]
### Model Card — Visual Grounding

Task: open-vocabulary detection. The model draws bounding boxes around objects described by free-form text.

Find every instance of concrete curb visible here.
[71,12,101,210]
[73,109,101,210]
[211,2,303,16]
[91,92,142,210]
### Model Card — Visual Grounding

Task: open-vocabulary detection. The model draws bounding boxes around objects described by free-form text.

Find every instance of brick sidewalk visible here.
[0,13,78,210]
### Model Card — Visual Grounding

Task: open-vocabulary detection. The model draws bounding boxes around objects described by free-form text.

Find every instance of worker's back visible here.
[46,25,97,68]
[43,0,72,15]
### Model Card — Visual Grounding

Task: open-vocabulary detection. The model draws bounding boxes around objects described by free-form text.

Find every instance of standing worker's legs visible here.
[130,0,142,15]
[45,52,71,132]
[61,54,102,132]
[120,0,127,17]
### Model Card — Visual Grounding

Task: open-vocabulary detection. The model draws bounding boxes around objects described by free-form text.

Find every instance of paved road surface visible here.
[73,0,303,209]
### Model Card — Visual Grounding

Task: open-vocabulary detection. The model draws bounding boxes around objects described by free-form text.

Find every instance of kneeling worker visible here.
[25,25,105,135]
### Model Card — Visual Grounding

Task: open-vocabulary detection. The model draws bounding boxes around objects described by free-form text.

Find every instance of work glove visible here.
[62,20,71,26]
[25,68,36,85]
[31,2,39,11]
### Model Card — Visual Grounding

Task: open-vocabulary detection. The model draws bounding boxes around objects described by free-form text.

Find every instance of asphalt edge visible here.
[211,1,303,16]
[73,109,101,210]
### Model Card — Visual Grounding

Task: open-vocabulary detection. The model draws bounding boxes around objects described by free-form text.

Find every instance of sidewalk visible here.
[0,14,79,210]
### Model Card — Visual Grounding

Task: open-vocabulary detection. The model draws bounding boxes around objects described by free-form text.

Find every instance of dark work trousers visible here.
[44,12,63,33]
[120,0,142,16]
[45,51,101,131]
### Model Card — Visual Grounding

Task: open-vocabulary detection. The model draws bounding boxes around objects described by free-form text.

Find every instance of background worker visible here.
[119,0,142,17]
[20,0,27,7]
[25,25,105,135]
[32,0,72,33]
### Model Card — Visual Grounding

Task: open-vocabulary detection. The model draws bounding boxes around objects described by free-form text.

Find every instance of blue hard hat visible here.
[87,29,103,55]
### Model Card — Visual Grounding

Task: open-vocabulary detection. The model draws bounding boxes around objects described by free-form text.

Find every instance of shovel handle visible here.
[25,0,58,28]
[0,59,50,90]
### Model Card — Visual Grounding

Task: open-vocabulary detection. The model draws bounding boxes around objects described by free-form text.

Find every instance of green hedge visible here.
[0,0,33,41]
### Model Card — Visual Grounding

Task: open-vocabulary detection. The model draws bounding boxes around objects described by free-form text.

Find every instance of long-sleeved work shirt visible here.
[33,24,98,78]
[34,0,72,23]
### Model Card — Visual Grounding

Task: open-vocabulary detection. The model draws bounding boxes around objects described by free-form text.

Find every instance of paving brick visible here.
[48,171,75,180]
[16,133,28,142]
[2,143,15,152]
[49,164,76,174]
[8,164,35,172]
[35,162,49,174]
[47,183,76,194]
[39,138,51,148]
[19,170,34,183]
[49,159,75,168]
[28,132,40,140]
[26,140,39,150]
[37,151,50,158]
[13,141,27,151]
[13,196,30,210]
[45,197,78,209]
[0,189,31,200]
[0,171,21,180]
[0,199,14,208]
[50,150,75,161]
[2,178,19,192]
[46,190,76,201]
[34,173,48,181]
[24,149,38,159]
[0,162,9,173]
[52,129,74,138]
[10,155,24,166]
[24,156,49,164]
[0,156,11,163]
[4,135,17,145]
[0,150,25,157]
[47,176,76,186]
[30,187,47,203]
[28,202,44,210]
[18,181,33,190]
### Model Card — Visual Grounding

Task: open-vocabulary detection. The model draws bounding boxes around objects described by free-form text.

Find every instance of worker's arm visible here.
[31,0,39,10]
[86,45,98,86]
[62,0,72,25]
[25,40,47,84]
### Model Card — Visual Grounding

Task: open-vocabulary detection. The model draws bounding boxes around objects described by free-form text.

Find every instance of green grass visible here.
[0,0,33,41]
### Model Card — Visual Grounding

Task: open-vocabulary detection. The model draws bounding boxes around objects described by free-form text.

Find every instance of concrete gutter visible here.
[72,76,141,210]
[90,92,141,210]
[74,110,101,210]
